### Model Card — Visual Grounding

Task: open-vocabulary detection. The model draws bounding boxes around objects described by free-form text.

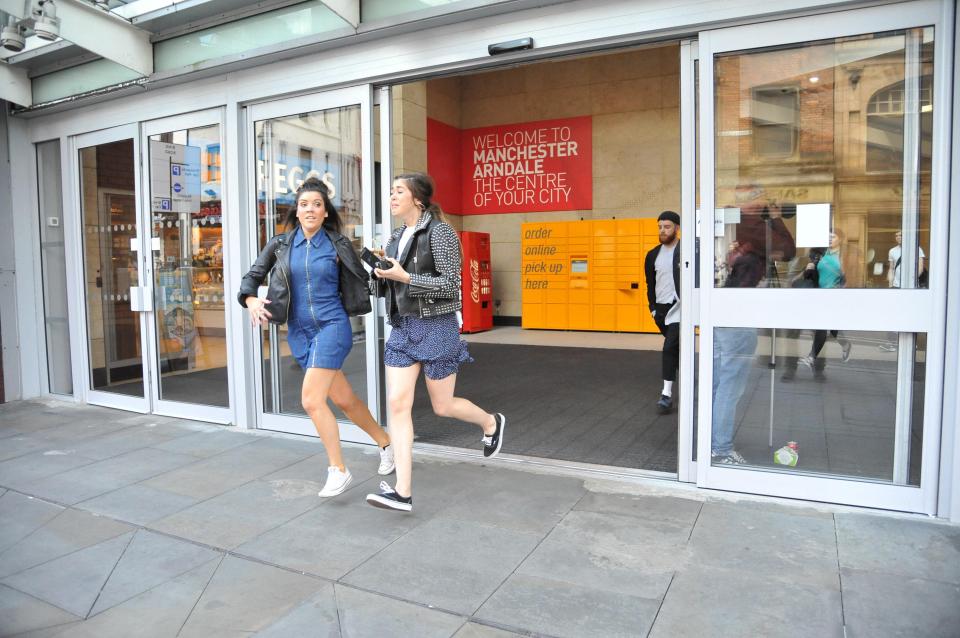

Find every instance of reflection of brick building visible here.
[716,30,933,288]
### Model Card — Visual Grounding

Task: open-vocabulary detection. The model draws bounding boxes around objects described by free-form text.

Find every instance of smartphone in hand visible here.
[360,247,393,270]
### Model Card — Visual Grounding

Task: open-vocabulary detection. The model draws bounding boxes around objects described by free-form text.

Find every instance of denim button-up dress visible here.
[286,226,353,369]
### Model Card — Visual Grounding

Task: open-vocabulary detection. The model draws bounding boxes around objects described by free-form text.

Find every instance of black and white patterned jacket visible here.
[376,211,462,321]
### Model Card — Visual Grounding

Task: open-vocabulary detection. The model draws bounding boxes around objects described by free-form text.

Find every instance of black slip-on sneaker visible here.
[366,481,412,512]
[656,394,673,414]
[482,413,506,458]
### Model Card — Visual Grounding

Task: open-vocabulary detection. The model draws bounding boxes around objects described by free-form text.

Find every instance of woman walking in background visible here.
[366,172,505,513]
[801,229,853,378]
[238,177,394,498]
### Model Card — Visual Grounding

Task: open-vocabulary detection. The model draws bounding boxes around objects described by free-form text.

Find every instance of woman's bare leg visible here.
[301,368,343,469]
[327,370,390,448]
[385,364,421,497]
[425,373,496,435]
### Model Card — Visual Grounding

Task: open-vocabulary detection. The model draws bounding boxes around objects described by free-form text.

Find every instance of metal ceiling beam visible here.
[321,0,358,29]
[54,0,153,76]
[0,62,31,106]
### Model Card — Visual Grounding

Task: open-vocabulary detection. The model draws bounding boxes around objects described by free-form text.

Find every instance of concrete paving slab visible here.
[251,583,340,637]
[452,623,525,638]
[840,567,960,638]
[27,420,135,444]
[89,530,221,616]
[177,555,326,637]
[0,584,80,637]
[260,449,377,486]
[76,484,200,527]
[63,425,196,462]
[149,429,257,458]
[649,564,844,638]
[335,584,465,638]
[23,448,200,506]
[7,622,84,638]
[0,492,64,555]
[149,478,323,550]
[0,436,57,462]
[342,517,543,615]
[2,532,134,617]
[42,557,221,638]
[140,438,314,500]
[517,509,688,600]
[477,572,661,638]
[836,513,960,584]
[0,508,134,579]
[0,452,99,492]
[435,468,586,535]
[375,458,496,518]
[687,502,840,589]
[574,491,703,527]
[234,479,421,579]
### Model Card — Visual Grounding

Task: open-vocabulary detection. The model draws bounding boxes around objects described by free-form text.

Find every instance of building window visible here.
[866,77,933,173]
[752,86,799,158]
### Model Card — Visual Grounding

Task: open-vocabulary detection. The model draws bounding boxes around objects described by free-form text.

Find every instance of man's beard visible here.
[659,230,677,245]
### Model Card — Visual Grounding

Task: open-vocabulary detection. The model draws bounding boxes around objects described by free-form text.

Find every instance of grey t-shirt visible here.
[655,244,680,325]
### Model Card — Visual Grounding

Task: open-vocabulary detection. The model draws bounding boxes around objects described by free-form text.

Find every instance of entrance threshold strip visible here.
[410,441,679,484]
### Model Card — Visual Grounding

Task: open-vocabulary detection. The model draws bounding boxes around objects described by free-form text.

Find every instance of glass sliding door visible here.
[697,0,949,513]
[76,125,149,410]
[248,87,379,440]
[142,110,231,420]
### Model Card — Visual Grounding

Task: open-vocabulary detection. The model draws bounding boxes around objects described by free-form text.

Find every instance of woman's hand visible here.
[245,297,273,327]
[375,258,411,284]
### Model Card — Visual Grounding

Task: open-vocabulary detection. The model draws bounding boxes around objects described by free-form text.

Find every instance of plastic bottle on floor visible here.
[774,441,799,466]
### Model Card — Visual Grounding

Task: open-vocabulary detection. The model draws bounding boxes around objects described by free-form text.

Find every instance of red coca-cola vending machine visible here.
[459,231,493,333]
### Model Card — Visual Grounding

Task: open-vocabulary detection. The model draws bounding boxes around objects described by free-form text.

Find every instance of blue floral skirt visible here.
[384,314,473,380]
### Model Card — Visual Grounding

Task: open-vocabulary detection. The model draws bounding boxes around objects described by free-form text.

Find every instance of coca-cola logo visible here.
[469,258,480,303]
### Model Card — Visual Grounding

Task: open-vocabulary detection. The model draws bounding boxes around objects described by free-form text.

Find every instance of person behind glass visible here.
[880,230,926,351]
[800,228,852,377]
[644,210,681,414]
[780,247,823,382]
[712,184,796,465]
[365,172,505,513]
[238,177,394,498]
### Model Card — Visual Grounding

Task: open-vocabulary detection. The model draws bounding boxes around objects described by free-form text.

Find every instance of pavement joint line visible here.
[0,580,85,626]
[645,571,677,638]
[6,617,83,637]
[686,500,705,543]
[175,554,225,638]
[833,513,848,632]
[468,490,590,619]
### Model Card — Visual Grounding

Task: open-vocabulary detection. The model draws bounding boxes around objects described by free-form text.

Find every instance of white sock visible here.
[662,381,673,397]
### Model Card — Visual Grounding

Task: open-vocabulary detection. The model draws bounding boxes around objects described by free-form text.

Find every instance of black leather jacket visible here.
[377,212,462,322]
[237,227,372,324]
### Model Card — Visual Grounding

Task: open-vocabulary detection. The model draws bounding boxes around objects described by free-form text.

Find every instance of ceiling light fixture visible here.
[0,16,26,52]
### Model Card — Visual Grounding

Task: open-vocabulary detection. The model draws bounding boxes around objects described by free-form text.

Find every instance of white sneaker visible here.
[378,445,395,476]
[317,466,352,497]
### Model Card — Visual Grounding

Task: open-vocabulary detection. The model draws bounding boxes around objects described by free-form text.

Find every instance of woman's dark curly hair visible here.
[283,177,342,234]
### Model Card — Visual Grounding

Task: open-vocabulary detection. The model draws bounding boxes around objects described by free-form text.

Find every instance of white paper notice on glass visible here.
[795,203,831,248]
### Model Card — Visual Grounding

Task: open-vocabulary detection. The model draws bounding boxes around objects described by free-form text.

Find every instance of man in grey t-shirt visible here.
[644,211,681,414]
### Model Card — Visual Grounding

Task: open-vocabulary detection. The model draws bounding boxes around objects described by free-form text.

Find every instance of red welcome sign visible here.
[426,116,593,215]
[459,116,592,215]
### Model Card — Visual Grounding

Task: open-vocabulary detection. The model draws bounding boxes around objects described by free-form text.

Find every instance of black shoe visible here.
[657,394,673,414]
[482,413,506,458]
[366,481,412,512]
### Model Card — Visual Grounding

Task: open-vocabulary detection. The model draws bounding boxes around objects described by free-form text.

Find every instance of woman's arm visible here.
[407,223,462,299]
[237,236,278,308]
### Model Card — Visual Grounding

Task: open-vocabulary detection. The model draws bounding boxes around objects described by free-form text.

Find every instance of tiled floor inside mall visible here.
[0,398,958,637]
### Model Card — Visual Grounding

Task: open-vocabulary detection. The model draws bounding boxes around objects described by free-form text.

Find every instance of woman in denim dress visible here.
[239,178,394,498]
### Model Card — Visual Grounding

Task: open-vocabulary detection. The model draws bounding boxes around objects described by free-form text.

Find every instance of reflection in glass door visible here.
[146,122,229,409]
[698,2,948,513]
[79,137,145,400]
[248,87,377,439]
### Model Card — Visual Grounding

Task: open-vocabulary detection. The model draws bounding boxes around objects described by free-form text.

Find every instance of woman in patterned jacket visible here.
[365,172,505,512]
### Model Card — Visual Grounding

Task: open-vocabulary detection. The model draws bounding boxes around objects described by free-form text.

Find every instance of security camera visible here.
[32,1,60,41]
[1,20,25,52]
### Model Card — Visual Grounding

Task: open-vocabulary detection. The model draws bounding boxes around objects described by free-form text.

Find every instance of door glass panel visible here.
[79,140,143,396]
[713,28,933,290]
[711,327,924,485]
[147,125,229,407]
[254,105,366,418]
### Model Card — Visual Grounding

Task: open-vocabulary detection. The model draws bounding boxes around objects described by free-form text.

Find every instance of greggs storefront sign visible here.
[427,116,592,215]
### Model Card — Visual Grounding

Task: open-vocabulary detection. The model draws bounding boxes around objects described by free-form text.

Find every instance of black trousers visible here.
[654,303,680,382]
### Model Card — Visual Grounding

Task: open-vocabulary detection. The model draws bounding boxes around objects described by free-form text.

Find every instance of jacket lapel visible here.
[397,213,432,266]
